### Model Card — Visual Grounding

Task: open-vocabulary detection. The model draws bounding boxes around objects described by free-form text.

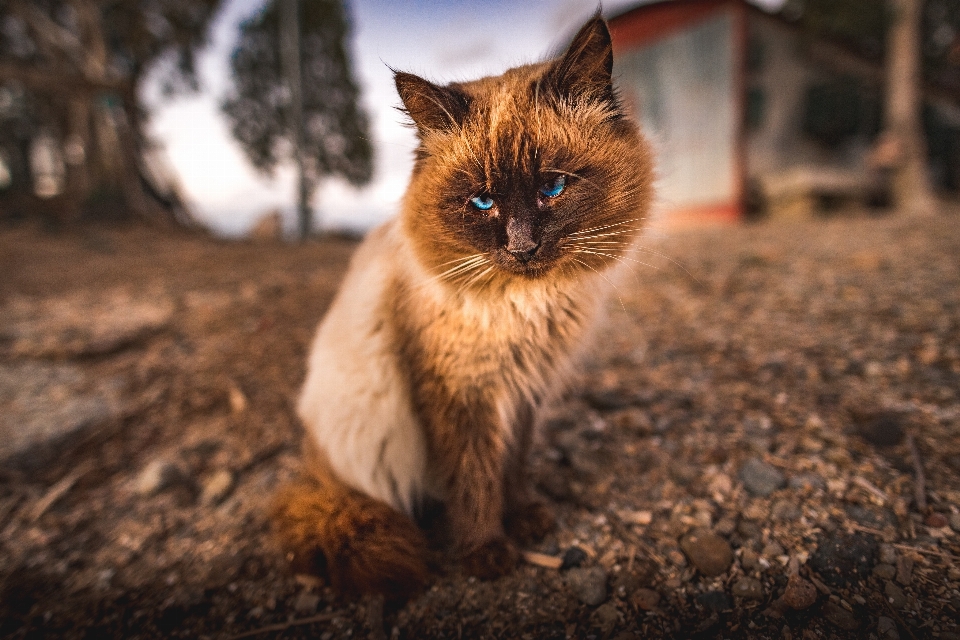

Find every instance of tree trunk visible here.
[885,0,937,216]
[280,0,311,240]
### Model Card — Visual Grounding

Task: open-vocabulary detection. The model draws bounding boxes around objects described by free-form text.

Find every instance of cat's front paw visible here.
[461,537,518,579]
[505,501,557,544]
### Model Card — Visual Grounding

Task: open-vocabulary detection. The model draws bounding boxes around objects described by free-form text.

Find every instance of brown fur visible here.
[273,16,654,593]
[271,450,430,598]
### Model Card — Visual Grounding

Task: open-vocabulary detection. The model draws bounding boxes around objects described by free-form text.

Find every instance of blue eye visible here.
[539,175,566,198]
[470,194,495,210]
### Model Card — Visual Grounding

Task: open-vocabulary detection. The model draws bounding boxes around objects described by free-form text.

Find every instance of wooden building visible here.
[608,0,960,226]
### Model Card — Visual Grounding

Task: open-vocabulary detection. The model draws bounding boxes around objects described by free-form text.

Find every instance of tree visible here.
[0,0,224,226]
[783,0,957,216]
[222,0,373,240]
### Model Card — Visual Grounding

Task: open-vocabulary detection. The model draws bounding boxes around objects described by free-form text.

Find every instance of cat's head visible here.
[395,16,653,287]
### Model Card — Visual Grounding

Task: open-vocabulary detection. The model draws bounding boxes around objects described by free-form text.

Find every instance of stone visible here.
[293,592,320,615]
[822,601,859,631]
[737,520,762,540]
[950,512,960,533]
[740,549,761,572]
[878,543,897,565]
[566,567,608,606]
[877,616,899,640]
[782,576,817,610]
[696,590,731,612]
[739,458,786,497]
[0,362,125,462]
[788,473,825,492]
[924,512,948,528]
[632,588,660,610]
[137,459,189,496]
[561,546,588,570]
[895,555,913,586]
[2,289,173,359]
[680,529,733,577]
[770,500,801,522]
[200,469,234,505]
[873,564,897,580]
[592,602,620,634]
[732,577,764,600]
[854,412,905,447]
[810,532,877,587]
[762,541,785,557]
[884,581,907,609]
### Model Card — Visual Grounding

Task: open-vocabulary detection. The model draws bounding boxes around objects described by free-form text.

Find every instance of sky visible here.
[146,0,785,236]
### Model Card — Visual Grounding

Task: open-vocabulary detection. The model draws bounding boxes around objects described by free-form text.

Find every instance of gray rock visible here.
[740,549,761,572]
[680,529,733,577]
[770,500,801,522]
[732,577,764,600]
[788,473,825,492]
[873,563,897,580]
[632,588,660,610]
[2,289,173,358]
[293,592,320,615]
[950,512,960,533]
[822,601,859,631]
[739,458,786,497]
[878,543,898,565]
[566,567,608,606]
[0,362,125,461]
[884,581,907,609]
[877,616,899,640]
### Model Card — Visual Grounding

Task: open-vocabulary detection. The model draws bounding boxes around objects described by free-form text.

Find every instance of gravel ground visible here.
[0,211,958,639]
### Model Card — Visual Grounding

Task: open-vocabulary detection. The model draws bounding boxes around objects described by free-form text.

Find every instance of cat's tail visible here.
[271,467,430,598]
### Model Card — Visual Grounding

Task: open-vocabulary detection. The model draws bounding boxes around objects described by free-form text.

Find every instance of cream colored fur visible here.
[297,218,617,517]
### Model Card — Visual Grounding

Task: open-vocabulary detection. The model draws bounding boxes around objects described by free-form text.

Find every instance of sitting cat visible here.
[272,14,653,597]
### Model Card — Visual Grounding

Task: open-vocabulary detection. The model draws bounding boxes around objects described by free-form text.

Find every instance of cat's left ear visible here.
[547,14,619,110]
[394,71,471,136]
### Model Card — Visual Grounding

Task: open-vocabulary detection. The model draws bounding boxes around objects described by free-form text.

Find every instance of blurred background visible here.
[10,0,956,238]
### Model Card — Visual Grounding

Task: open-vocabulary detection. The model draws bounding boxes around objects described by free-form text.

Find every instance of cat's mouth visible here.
[496,245,554,277]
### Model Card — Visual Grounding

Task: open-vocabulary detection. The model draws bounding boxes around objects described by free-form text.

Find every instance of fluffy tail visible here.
[271,469,430,598]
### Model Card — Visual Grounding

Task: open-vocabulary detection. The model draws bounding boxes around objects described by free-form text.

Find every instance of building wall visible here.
[614,7,741,225]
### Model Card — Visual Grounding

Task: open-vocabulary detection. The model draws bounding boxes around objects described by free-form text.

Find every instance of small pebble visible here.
[632,588,660,610]
[737,520,762,539]
[696,590,731,612]
[895,556,913,586]
[873,563,897,580]
[200,469,234,505]
[884,581,907,609]
[739,458,786,497]
[713,517,736,536]
[925,512,948,528]
[566,567,608,606]
[680,529,733,577]
[949,512,960,532]
[782,576,817,610]
[740,549,761,572]
[762,541,785,557]
[788,473,825,492]
[877,616,899,640]
[561,546,588,570]
[136,459,187,496]
[732,577,764,600]
[822,600,859,630]
[770,500,801,522]
[592,602,620,634]
[878,543,897,565]
[293,592,320,615]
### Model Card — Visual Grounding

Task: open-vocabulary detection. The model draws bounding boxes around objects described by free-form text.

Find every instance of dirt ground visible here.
[1,211,959,640]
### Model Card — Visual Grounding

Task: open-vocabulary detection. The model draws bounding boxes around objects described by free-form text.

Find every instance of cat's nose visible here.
[508,242,540,263]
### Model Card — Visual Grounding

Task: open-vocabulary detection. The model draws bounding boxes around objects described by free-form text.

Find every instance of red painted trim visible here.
[655,202,741,229]
[609,0,736,53]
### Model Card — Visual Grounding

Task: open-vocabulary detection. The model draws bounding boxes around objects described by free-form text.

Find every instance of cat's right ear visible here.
[394,71,471,135]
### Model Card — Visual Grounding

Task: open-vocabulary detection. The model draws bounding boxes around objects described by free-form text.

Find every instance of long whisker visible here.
[569,219,645,237]
[572,257,626,312]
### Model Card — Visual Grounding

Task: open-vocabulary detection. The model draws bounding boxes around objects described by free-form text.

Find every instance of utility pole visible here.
[280,0,310,240]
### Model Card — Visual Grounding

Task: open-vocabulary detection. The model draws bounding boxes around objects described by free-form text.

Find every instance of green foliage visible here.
[221,0,373,190]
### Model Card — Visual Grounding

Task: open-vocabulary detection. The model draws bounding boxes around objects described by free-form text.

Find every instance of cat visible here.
[271,14,654,597]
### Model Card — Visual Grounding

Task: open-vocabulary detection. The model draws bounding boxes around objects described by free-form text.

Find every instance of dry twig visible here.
[227,612,338,640]
[906,432,927,511]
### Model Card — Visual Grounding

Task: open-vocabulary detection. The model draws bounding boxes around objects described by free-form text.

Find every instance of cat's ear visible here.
[547,15,618,109]
[395,71,471,135]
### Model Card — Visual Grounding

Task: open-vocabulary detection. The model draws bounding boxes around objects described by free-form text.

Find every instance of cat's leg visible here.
[425,399,519,579]
[502,402,556,544]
